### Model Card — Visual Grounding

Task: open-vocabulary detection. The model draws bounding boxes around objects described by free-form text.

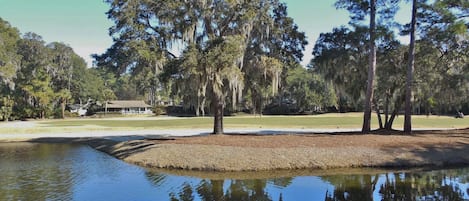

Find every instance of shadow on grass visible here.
[27,135,179,159]
[379,141,469,168]
[219,128,469,169]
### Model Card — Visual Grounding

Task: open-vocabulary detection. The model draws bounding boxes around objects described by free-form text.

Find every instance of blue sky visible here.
[0,0,410,67]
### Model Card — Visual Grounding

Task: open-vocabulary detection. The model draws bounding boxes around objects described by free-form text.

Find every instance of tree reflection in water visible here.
[164,179,283,201]
[324,170,468,201]
[323,174,379,201]
[147,168,469,201]
[170,182,194,201]
[378,172,466,201]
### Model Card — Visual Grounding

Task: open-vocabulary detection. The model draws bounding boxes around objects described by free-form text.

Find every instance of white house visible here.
[105,100,153,114]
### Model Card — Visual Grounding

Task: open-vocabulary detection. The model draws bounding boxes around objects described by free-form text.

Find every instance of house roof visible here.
[107,100,152,109]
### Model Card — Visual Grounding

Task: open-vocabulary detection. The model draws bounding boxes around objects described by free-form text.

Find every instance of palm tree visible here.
[56,89,71,119]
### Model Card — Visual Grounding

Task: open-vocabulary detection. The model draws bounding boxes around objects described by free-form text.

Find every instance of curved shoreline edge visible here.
[2,128,469,172]
[98,140,469,172]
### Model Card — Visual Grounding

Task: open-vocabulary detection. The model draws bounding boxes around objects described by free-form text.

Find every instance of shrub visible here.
[152,105,166,116]
[64,111,79,118]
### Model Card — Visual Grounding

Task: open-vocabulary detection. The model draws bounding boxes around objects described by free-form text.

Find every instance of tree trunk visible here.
[196,95,206,117]
[374,99,384,129]
[386,109,398,130]
[201,96,206,116]
[362,0,377,133]
[213,96,224,134]
[404,0,417,133]
[196,98,201,117]
[385,90,390,125]
[61,100,66,119]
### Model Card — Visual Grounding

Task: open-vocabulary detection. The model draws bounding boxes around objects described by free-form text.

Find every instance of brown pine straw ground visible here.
[90,128,469,171]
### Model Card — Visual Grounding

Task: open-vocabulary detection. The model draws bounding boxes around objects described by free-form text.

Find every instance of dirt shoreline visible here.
[39,128,466,172]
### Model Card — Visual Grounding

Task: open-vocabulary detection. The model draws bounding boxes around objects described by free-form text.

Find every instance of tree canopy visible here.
[0,18,109,120]
[311,0,469,131]
[95,0,308,134]
[1,0,467,134]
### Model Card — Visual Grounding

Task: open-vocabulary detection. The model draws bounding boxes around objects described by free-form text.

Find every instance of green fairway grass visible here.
[39,113,469,130]
[40,116,363,129]
[1,113,467,134]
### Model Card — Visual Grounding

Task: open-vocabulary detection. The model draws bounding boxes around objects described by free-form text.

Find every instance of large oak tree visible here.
[96,0,306,134]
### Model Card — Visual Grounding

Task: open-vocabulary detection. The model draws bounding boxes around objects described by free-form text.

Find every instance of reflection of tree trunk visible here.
[364,175,374,201]
[197,179,225,201]
[253,180,268,199]
[213,97,224,134]
[212,180,224,200]
[371,174,379,191]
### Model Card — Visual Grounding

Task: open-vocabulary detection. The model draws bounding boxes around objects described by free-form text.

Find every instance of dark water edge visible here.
[0,142,468,201]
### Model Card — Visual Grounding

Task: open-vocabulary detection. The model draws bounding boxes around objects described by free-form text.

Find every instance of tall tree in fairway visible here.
[363,0,377,133]
[335,0,399,132]
[404,0,417,133]
[312,25,404,129]
[335,0,377,133]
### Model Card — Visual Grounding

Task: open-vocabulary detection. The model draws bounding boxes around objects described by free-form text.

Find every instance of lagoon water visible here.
[0,143,468,201]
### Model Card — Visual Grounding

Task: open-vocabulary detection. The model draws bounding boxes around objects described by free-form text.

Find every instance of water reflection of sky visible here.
[1,143,469,201]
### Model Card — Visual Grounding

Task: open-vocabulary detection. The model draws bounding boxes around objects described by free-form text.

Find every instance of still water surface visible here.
[0,143,468,201]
